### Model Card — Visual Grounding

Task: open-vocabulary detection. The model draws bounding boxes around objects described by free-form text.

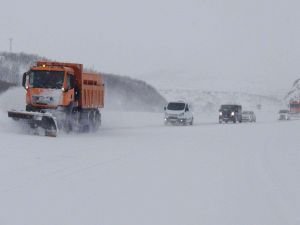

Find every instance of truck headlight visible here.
[231,112,235,116]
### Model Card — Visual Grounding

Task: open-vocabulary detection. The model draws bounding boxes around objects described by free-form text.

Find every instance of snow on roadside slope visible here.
[160,88,283,114]
[0,88,300,225]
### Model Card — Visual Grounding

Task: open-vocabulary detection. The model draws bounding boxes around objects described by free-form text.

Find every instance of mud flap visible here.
[8,110,58,137]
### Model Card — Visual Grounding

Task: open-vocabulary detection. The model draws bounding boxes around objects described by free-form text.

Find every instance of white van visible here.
[164,101,193,125]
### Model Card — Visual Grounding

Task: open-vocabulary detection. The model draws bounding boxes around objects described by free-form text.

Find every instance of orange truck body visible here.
[25,61,104,111]
[8,61,104,136]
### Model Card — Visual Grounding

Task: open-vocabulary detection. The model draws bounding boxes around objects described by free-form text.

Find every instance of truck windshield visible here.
[29,70,64,89]
[167,102,185,110]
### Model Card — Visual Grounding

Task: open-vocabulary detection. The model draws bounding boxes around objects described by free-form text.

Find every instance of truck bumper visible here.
[219,116,235,123]
[165,117,187,125]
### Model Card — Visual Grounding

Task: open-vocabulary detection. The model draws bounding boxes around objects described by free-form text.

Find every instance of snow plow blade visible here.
[8,110,58,137]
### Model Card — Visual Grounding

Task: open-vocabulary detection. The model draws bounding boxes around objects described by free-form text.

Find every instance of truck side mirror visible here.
[22,72,28,88]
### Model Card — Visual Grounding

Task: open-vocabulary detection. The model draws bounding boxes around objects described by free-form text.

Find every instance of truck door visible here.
[63,73,75,105]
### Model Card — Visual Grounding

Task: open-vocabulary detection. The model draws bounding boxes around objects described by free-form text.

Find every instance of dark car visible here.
[219,104,242,123]
[242,111,256,122]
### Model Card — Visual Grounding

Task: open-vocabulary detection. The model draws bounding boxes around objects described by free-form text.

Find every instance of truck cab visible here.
[164,101,193,125]
[22,64,76,112]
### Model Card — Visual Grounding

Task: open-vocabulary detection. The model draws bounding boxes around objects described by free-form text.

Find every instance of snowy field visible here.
[0,88,300,225]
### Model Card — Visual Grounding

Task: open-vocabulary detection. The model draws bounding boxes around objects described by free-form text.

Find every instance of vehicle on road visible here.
[278,109,290,120]
[242,111,256,122]
[219,104,242,123]
[8,61,105,136]
[164,101,193,125]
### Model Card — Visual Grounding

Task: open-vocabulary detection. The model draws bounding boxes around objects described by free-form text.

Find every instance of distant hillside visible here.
[285,79,300,103]
[0,52,166,111]
[0,52,44,84]
[161,89,283,113]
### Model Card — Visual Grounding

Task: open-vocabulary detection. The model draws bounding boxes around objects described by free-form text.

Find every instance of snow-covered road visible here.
[0,88,299,225]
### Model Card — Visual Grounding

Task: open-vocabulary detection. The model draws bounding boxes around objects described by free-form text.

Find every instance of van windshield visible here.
[167,102,185,110]
[29,70,64,89]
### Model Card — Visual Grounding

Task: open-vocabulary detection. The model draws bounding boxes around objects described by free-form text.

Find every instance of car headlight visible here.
[178,113,184,117]
[219,112,222,116]
[231,112,235,116]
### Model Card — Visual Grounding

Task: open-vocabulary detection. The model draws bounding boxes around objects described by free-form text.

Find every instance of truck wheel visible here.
[79,111,91,132]
[63,121,72,133]
[71,110,80,131]
[93,110,101,130]
[86,110,101,132]
[87,111,94,131]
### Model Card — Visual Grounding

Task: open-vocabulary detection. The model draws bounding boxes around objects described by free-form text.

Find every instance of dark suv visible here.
[219,104,242,123]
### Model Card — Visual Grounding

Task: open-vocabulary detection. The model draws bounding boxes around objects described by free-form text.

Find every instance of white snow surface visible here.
[0,88,300,225]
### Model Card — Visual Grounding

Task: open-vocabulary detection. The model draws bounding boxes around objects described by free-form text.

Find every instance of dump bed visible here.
[81,72,104,109]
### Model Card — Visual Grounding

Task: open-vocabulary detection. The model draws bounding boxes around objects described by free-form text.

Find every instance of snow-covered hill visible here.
[0,52,42,84]
[160,88,283,114]
[285,78,300,103]
[139,71,287,113]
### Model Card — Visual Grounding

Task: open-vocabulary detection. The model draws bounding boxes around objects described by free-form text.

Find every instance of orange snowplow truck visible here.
[8,61,104,136]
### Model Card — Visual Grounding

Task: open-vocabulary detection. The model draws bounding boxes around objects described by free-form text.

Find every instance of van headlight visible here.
[231,112,235,116]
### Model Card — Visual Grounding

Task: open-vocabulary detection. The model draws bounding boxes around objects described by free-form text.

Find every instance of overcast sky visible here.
[0,0,299,92]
